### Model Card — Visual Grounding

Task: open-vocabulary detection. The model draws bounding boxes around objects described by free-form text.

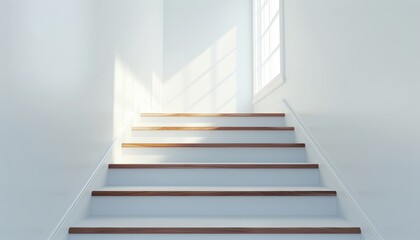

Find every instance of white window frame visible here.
[253,0,285,103]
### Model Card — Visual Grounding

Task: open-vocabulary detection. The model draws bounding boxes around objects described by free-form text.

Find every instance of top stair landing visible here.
[136,113,286,127]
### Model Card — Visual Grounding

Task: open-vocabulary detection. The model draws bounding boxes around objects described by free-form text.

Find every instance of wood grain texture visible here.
[141,113,285,117]
[132,126,294,131]
[69,227,361,234]
[91,190,336,197]
[108,163,319,169]
[121,143,305,148]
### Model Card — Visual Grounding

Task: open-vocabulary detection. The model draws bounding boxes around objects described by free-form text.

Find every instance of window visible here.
[253,0,284,95]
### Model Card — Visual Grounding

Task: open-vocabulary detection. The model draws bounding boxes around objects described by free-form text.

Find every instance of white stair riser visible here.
[90,196,336,217]
[136,117,285,127]
[69,234,360,240]
[121,148,306,163]
[107,169,320,187]
[127,131,295,143]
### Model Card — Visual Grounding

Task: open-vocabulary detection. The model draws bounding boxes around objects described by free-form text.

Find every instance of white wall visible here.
[255,1,420,239]
[0,1,163,239]
[163,0,253,113]
[0,1,9,107]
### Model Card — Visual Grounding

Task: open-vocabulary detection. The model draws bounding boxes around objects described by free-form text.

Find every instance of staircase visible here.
[68,113,361,240]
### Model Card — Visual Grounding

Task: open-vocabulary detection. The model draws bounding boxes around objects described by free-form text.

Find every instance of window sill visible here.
[253,74,284,104]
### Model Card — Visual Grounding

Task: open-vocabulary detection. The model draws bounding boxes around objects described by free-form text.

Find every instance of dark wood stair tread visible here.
[132,126,294,131]
[141,113,285,117]
[108,163,318,169]
[122,143,305,148]
[69,227,361,234]
[91,188,336,196]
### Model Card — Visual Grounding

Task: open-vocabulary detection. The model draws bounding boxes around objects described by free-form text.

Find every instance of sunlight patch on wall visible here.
[163,27,238,112]
[113,56,162,138]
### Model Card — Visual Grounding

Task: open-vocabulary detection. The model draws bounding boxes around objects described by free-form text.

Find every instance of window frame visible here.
[253,0,285,103]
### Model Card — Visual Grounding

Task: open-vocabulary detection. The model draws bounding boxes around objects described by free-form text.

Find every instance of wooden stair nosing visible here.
[91,190,336,197]
[132,126,294,131]
[108,163,319,169]
[69,227,361,234]
[141,113,285,117]
[121,143,305,148]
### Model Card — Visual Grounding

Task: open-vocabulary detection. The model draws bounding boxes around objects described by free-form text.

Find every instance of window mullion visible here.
[261,44,280,66]
[260,11,279,38]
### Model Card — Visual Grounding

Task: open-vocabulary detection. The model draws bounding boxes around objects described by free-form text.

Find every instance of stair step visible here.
[128,130,296,143]
[90,187,337,217]
[70,216,357,227]
[69,217,361,239]
[122,143,305,148]
[122,147,306,163]
[141,113,285,117]
[137,116,286,127]
[107,164,320,187]
[108,163,318,169]
[70,111,361,239]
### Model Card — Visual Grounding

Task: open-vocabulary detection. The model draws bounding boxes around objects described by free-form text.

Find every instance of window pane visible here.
[261,3,270,32]
[254,65,260,91]
[269,0,279,21]
[261,62,270,87]
[253,0,283,94]
[261,0,268,8]
[261,33,269,62]
[269,14,280,50]
[270,47,281,80]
